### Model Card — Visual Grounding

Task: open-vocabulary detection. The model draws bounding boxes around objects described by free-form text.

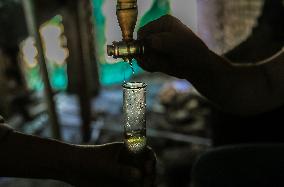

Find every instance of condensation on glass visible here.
[123,82,147,154]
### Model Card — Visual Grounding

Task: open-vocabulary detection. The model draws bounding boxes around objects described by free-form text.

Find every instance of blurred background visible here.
[0,0,280,186]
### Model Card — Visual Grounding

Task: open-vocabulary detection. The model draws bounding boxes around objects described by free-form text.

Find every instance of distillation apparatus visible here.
[107,0,147,154]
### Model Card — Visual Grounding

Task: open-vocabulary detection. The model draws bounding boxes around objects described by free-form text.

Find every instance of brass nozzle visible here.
[107,40,144,62]
[116,0,138,41]
[107,0,141,62]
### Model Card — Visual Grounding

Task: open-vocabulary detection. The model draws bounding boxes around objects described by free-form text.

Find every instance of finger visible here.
[143,147,157,187]
[138,15,185,40]
[0,115,5,123]
[136,56,148,70]
[136,55,157,72]
[144,146,157,175]
[137,51,171,73]
[145,32,184,54]
[110,164,142,182]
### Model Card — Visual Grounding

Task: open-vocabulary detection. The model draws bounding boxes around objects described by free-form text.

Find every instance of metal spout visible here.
[107,40,144,62]
[107,0,144,61]
[117,0,138,41]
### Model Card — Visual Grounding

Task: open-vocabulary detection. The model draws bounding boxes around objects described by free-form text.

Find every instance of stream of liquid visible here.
[123,60,147,154]
[123,60,135,83]
[129,60,135,75]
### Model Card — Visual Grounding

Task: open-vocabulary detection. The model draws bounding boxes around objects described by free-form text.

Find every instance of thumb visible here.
[110,164,142,182]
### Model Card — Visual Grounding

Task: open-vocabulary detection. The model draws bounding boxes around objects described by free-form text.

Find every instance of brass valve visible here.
[107,41,144,62]
[107,0,144,62]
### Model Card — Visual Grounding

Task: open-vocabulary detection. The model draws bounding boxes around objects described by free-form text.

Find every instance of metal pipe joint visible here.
[107,40,144,62]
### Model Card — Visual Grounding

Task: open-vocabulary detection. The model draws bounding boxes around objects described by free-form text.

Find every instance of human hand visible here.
[137,15,209,79]
[68,142,156,187]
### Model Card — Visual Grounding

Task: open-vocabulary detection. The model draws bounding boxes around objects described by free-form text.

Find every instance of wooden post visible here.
[77,0,99,142]
[22,0,61,139]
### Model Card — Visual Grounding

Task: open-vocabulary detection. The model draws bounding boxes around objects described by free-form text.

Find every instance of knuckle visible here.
[160,14,172,20]
[138,28,145,38]
[161,14,176,22]
[159,15,180,31]
[0,115,4,123]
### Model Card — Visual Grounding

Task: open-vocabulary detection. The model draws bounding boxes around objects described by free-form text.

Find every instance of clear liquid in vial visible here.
[124,129,146,154]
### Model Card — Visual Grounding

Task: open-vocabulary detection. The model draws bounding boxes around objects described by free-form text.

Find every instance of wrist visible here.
[182,46,213,80]
[56,144,90,184]
[66,145,98,174]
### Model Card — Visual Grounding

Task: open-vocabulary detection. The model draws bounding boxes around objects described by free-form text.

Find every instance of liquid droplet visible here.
[129,60,135,76]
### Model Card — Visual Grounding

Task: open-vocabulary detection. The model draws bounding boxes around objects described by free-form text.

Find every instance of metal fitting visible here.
[107,40,144,62]
[117,0,137,10]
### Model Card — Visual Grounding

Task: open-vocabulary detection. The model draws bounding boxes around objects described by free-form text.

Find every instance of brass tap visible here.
[107,41,144,62]
[107,0,144,62]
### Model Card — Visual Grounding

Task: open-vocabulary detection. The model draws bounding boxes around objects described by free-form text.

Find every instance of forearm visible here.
[186,49,284,116]
[0,130,79,183]
[0,122,146,187]
[137,15,284,116]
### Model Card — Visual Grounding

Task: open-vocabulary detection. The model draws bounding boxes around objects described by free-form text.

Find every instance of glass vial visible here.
[123,82,147,154]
